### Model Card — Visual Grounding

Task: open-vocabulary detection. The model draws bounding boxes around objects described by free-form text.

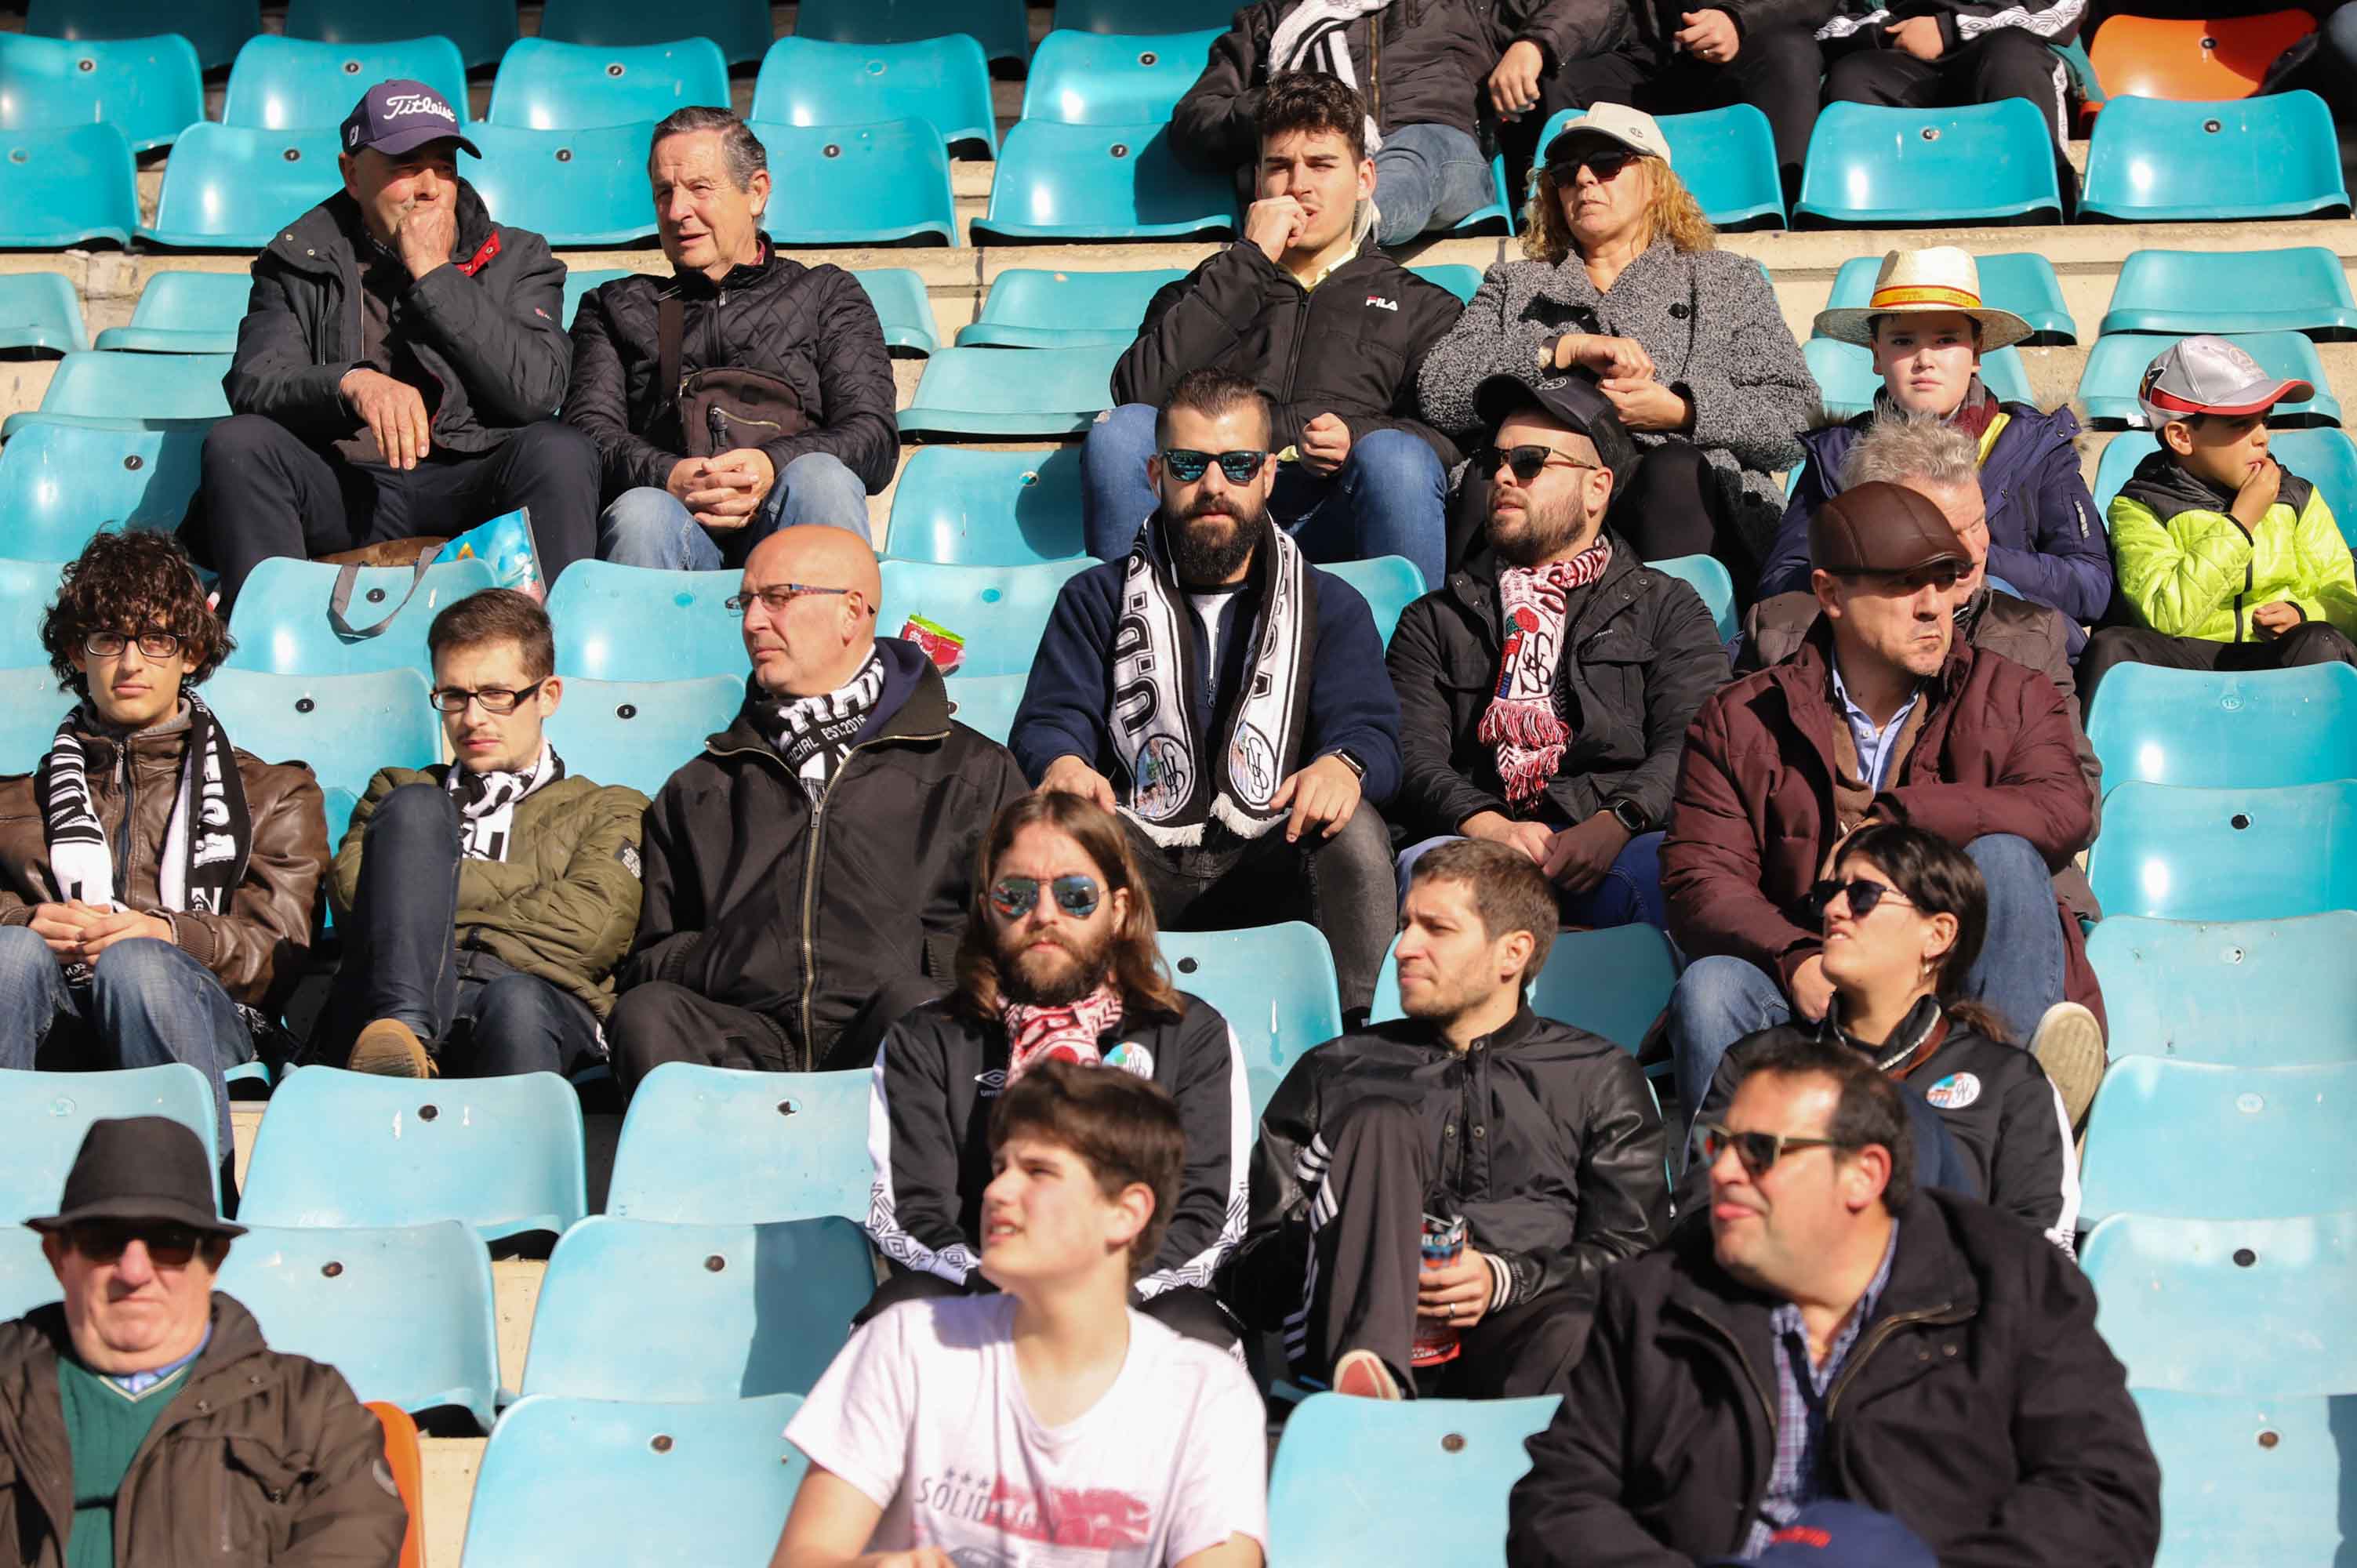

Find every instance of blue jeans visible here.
[1395,831,1668,931]
[1371,122,1497,246]
[595,452,871,570]
[1080,402,1446,586]
[1665,833,2068,1153]
[0,927,248,1167]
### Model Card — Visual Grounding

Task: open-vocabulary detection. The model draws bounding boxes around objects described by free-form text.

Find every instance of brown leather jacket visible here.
[0,1295,409,1566]
[0,711,328,1008]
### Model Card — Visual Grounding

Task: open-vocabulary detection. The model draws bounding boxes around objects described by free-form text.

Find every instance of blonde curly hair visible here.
[1519,153,1717,265]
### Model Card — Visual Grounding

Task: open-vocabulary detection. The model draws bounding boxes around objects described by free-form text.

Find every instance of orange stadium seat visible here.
[2084,10,2316,125]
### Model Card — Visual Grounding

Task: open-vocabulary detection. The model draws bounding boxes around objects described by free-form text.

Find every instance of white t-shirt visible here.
[1188,590,1242,690]
[786,1295,1268,1566]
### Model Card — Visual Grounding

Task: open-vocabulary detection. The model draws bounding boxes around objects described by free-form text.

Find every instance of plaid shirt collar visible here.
[1749,1221,1902,1553]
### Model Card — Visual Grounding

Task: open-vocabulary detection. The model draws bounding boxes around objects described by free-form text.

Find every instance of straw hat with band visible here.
[1812,247,2034,354]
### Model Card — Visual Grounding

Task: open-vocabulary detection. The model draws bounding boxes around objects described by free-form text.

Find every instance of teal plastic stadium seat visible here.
[224,555,499,677]
[0,272,88,354]
[1322,555,1426,647]
[1828,249,2075,344]
[0,1229,56,1321]
[1537,103,1785,230]
[792,0,1030,67]
[1269,1395,1560,1566]
[458,1394,808,1568]
[970,120,1238,245]
[223,35,467,132]
[2082,91,2350,222]
[753,36,995,158]
[216,1221,501,1430]
[1450,152,1517,238]
[2079,330,2337,427]
[956,267,1185,350]
[539,0,775,65]
[2100,245,2357,339]
[1650,552,1738,643]
[0,558,64,668]
[521,1217,873,1399]
[1054,0,1239,27]
[544,674,741,799]
[2086,662,2357,790]
[2079,1056,2357,1224]
[560,267,628,330]
[0,34,203,154]
[238,1066,587,1241]
[27,0,260,72]
[2134,1392,2357,1568]
[1020,29,1221,127]
[0,420,209,558]
[1796,100,2064,226]
[0,667,68,772]
[2086,780,2357,920]
[1160,924,1344,1116]
[488,38,728,131]
[0,1065,220,1223]
[899,344,1125,437]
[1804,336,2034,420]
[942,670,1027,744]
[1375,924,1677,1055]
[5,351,232,439]
[202,666,437,808]
[2084,1212,2357,1394]
[547,561,743,681]
[750,119,958,247]
[2094,428,2357,546]
[607,1064,874,1224]
[853,267,940,356]
[465,122,663,247]
[93,270,251,354]
[282,0,518,71]
[884,447,1087,565]
[0,124,137,249]
[141,124,344,249]
[2090,913,2357,1067]
[1411,263,1484,303]
[876,557,1095,677]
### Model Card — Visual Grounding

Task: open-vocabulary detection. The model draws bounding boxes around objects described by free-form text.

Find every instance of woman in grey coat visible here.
[1418,104,1817,595]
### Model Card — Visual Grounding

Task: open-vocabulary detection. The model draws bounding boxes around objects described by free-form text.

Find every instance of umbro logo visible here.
[975,1069,1008,1098]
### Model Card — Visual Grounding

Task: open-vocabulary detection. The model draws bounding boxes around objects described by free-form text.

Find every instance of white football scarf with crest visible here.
[1110,518,1314,848]
[754,648,887,801]
[1477,539,1613,807]
[1268,0,1393,152]
[448,742,565,862]
[39,694,250,930]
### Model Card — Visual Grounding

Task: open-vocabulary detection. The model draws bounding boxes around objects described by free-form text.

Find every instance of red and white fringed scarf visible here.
[1002,983,1125,1086]
[1476,540,1613,806]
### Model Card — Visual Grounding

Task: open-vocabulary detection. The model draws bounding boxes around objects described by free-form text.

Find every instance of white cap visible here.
[1542,103,1672,170]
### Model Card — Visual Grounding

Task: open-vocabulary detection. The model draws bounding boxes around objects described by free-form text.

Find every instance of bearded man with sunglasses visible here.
[861,792,1249,1349]
[1388,375,1726,932]
[1660,481,2103,1137]
[1509,1040,2160,1566]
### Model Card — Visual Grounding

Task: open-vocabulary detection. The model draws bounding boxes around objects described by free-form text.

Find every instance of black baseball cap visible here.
[25,1117,242,1238]
[1473,372,1639,484]
[341,80,481,160]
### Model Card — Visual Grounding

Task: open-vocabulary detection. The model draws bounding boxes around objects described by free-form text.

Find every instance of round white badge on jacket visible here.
[1926,1072,1982,1110]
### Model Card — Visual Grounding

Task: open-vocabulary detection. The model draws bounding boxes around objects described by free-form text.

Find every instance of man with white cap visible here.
[2079,334,2357,704]
[1759,247,2110,639]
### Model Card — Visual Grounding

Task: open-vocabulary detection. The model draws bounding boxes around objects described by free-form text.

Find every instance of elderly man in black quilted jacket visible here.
[565,107,898,572]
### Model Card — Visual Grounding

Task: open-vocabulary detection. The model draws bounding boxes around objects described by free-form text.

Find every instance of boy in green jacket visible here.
[2081,335,2357,704]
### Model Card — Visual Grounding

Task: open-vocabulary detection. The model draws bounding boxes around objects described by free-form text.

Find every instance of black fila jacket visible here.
[1109,241,1465,466]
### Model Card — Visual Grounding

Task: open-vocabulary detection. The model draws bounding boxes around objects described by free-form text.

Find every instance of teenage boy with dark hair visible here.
[0,532,327,1173]
[775,1059,1269,1568]
[326,589,649,1078]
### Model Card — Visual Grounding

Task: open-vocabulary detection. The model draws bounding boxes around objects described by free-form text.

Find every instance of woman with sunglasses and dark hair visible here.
[1686,822,2081,1253]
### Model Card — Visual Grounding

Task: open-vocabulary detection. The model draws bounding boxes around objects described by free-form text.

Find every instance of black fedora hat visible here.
[24,1117,243,1238]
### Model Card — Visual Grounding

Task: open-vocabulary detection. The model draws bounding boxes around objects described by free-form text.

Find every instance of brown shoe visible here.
[1332,1348,1403,1401]
[2030,1001,2105,1131]
[348,1018,434,1079]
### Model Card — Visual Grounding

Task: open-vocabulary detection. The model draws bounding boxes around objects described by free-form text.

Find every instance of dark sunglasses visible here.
[68,1221,205,1266]
[1807,877,1918,924]
[990,874,1102,921]
[1695,1122,1854,1179]
[1548,149,1640,185]
[1159,448,1268,484]
[1476,444,1600,485]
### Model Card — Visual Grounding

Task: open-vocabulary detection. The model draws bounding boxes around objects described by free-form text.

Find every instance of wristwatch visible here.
[1330,749,1367,780]
[1607,798,1649,836]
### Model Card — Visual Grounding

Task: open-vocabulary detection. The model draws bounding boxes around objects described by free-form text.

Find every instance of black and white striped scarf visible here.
[38,694,249,921]
[447,742,565,862]
[1268,0,1393,152]
[752,648,887,801]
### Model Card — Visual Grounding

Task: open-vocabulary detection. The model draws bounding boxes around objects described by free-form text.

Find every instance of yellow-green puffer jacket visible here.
[329,766,649,1018]
[2109,449,2357,642]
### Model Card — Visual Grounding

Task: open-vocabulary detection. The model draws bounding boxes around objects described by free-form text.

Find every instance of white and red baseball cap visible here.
[2137,335,2312,430]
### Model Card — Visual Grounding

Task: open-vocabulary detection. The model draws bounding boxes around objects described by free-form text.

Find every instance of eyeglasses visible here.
[990,874,1102,921]
[1477,444,1600,485]
[1159,448,1269,485]
[725,583,859,618]
[67,1220,205,1266]
[1808,877,1918,923]
[1695,1122,1854,1180]
[1548,149,1640,186]
[83,629,182,659]
[430,677,548,714]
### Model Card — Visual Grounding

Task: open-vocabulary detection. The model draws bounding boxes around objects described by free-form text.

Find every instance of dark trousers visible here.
[2078,621,2357,707]
[1121,804,1395,1017]
[1287,1098,1589,1398]
[1822,28,2072,151]
[857,1269,1244,1352]
[607,971,944,1094]
[194,413,600,612]
[326,782,604,1078]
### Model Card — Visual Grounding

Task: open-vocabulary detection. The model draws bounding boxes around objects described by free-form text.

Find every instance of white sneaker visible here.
[1332,1348,1403,1401]
[2029,1001,2105,1130]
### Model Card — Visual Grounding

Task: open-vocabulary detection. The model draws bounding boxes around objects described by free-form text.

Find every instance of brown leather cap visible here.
[1809,480,1968,575]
